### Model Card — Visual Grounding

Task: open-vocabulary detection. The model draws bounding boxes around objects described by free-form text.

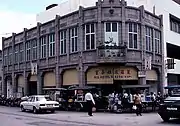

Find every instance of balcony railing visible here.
[97,45,127,63]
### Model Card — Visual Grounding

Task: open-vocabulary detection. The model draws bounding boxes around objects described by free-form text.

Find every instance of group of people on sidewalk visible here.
[84,90,164,117]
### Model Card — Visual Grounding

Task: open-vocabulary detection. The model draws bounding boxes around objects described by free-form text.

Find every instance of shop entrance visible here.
[28,81,37,95]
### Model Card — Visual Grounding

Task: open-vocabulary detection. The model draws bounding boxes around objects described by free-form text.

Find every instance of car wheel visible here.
[33,107,38,114]
[21,106,25,112]
[161,115,170,122]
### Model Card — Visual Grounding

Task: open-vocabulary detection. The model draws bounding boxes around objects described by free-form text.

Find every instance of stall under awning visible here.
[121,85,151,89]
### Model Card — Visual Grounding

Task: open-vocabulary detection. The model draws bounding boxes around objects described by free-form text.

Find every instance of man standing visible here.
[85,91,95,116]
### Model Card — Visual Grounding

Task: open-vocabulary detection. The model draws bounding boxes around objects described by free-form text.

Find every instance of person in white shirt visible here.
[85,91,95,116]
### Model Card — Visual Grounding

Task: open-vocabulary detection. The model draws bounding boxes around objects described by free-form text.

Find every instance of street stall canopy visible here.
[121,85,151,89]
[67,85,98,90]
[43,88,67,91]
[164,85,180,89]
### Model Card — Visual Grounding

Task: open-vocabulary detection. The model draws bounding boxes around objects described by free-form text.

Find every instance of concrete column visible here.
[121,0,126,46]
[78,6,84,87]
[55,66,60,88]
[66,29,70,64]
[12,33,16,96]
[78,66,86,87]
[55,15,60,88]
[12,73,16,97]
[59,73,63,88]
[97,0,102,46]
[159,15,165,94]
[37,72,43,95]
[139,6,147,85]
[24,72,28,96]
[2,75,5,95]
[37,22,41,61]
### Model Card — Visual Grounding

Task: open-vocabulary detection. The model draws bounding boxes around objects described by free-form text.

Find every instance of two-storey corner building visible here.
[2,0,164,98]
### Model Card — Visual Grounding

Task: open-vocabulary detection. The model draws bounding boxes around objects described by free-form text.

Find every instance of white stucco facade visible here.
[36,0,97,24]
[36,0,180,88]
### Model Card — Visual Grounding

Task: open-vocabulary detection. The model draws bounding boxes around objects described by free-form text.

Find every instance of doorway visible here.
[28,81,37,95]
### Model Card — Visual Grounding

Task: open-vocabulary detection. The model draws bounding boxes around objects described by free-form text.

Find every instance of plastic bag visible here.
[92,107,96,112]
[132,105,137,110]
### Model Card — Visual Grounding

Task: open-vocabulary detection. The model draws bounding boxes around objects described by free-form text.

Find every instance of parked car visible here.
[20,95,59,114]
[158,94,180,122]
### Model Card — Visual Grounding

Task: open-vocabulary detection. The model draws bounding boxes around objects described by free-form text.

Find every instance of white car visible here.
[20,95,59,114]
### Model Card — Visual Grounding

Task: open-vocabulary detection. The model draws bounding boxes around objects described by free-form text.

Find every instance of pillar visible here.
[24,72,28,96]
[37,72,43,95]
[55,66,60,88]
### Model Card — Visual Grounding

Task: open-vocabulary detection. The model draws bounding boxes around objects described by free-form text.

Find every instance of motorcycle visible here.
[110,100,123,113]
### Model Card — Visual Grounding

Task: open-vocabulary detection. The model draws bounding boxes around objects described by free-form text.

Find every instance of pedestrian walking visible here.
[134,92,142,116]
[85,90,95,116]
[150,92,156,111]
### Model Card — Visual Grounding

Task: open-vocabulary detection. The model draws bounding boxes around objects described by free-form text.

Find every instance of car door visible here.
[23,97,31,110]
[29,97,35,110]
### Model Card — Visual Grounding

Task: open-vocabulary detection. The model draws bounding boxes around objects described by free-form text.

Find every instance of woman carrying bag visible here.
[133,92,142,116]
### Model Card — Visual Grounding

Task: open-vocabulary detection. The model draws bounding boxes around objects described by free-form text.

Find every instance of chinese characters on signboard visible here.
[94,69,132,80]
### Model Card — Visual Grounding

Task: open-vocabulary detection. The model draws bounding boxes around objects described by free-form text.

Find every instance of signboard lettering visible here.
[93,68,135,80]
[120,70,124,74]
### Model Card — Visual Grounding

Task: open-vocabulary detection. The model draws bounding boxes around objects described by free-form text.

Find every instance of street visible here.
[0,107,179,126]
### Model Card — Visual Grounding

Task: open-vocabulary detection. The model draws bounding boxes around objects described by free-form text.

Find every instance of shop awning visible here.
[121,85,151,89]
[164,85,180,89]
[43,88,67,91]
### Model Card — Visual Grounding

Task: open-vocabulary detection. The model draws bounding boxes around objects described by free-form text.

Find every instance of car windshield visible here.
[36,96,52,101]
[165,96,180,101]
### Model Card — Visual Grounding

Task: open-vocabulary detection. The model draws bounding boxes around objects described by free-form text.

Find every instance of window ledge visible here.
[48,56,56,59]
[40,58,46,60]
[60,54,67,56]
[127,48,141,52]
[70,51,79,55]
[155,53,162,56]
[83,49,96,52]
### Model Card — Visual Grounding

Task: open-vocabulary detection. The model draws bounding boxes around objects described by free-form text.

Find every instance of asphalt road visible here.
[0,106,179,126]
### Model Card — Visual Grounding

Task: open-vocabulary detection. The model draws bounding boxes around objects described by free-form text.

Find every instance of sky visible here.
[0,0,67,49]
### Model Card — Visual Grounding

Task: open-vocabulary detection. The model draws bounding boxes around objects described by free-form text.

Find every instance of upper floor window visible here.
[170,14,180,34]
[4,49,8,65]
[60,31,66,55]
[154,30,161,54]
[128,23,138,49]
[85,24,95,50]
[26,41,31,61]
[105,22,118,46]
[32,39,37,60]
[48,34,55,56]
[8,47,12,65]
[19,43,24,62]
[70,27,78,53]
[40,36,46,58]
[170,20,180,33]
[145,27,153,51]
[15,45,19,63]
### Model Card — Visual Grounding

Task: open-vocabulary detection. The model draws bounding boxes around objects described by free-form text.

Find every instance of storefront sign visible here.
[87,67,138,84]
[94,69,133,79]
